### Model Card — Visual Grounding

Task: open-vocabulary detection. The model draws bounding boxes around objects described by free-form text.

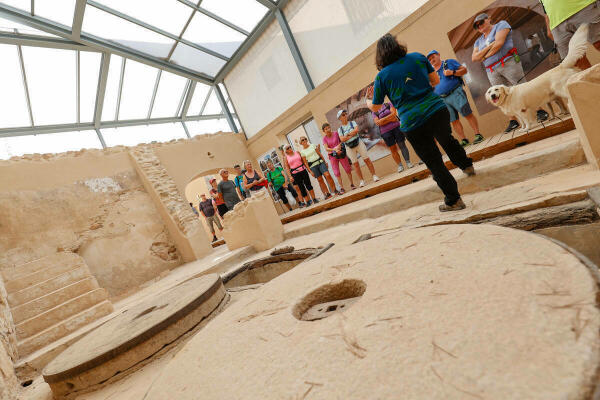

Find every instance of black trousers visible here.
[404,108,473,205]
[276,184,298,204]
[291,169,313,197]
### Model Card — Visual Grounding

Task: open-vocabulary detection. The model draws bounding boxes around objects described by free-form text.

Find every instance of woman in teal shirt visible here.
[366,34,474,212]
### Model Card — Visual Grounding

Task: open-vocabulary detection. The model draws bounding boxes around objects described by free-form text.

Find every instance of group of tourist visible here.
[193,0,600,230]
[364,0,599,211]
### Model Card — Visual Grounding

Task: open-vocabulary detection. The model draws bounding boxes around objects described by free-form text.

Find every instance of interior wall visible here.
[242,0,599,185]
[224,19,308,138]
[284,0,429,86]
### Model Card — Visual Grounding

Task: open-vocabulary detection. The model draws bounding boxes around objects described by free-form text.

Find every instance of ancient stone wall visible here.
[0,132,248,299]
[0,276,18,400]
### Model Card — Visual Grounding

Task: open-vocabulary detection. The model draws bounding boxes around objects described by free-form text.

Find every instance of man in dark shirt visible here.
[198,193,222,242]
[217,169,241,213]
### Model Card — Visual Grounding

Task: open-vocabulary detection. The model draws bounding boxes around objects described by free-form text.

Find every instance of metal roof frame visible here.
[0,0,312,148]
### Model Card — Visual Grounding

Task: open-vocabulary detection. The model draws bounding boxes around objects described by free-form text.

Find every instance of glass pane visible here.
[0,0,30,13]
[80,51,102,122]
[119,60,156,120]
[202,90,222,115]
[185,119,230,136]
[83,7,175,58]
[186,84,211,116]
[100,123,187,147]
[0,130,102,160]
[151,71,188,118]
[170,42,226,77]
[201,0,268,32]
[94,0,193,37]
[0,44,30,128]
[182,12,245,57]
[0,16,56,37]
[36,0,76,27]
[101,55,123,121]
[22,47,76,125]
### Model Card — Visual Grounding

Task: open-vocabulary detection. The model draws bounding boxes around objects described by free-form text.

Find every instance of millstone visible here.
[43,274,225,398]
[144,225,600,400]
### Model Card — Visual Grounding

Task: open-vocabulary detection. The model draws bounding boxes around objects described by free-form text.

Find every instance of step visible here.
[4,256,87,294]
[7,266,91,308]
[15,289,109,339]
[17,300,114,357]
[1,252,83,282]
[11,278,99,324]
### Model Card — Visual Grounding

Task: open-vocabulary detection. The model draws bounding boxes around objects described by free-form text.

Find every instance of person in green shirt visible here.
[266,160,298,212]
[541,0,600,70]
[298,136,336,200]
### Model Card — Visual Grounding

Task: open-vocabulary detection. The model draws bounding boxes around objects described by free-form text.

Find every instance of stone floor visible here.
[19,129,600,399]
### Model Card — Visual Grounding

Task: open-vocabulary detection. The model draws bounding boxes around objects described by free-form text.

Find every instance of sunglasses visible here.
[300,138,307,142]
[474,20,485,29]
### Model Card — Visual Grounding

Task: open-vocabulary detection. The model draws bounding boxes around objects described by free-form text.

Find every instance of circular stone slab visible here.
[43,274,225,397]
[144,225,600,400]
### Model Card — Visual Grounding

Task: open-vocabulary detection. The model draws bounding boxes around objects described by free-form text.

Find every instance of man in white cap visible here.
[337,109,379,187]
[472,12,548,133]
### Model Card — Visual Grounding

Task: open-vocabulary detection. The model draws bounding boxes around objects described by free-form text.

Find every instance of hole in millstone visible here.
[21,380,33,387]
[293,279,366,321]
[66,382,75,390]
[222,249,318,289]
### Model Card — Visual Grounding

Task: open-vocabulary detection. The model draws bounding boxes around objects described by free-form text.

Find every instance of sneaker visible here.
[313,198,319,204]
[359,180,365,187]
[463,166,476,176]
[324,193,332,200]
[397,164,405,173]
[298,201,305,208]
[439,198,466,212]
[537,109,549,122]
[406,161,415,169]
[350,184,356,190]
[212,236,218,242]
[460,139,470,147]
[504,119,520,133]
[306,200,313,207]
[473,134,484,144]
[338,188,346,195]
[373,175,380,182]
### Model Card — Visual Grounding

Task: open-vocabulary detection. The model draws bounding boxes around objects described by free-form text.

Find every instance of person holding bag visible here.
[283,145,319,207]
[337,109,380,187]
[371,102,414,172]
[322,122,354,194]
[299,136,336,199]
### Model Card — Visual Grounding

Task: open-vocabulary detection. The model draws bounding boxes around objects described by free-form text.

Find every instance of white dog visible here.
[485,24,589,131]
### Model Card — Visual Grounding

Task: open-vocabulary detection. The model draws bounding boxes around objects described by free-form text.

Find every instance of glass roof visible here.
[0,0,275,156]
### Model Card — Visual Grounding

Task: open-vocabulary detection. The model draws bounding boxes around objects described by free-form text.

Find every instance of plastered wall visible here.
[243,0,600,185]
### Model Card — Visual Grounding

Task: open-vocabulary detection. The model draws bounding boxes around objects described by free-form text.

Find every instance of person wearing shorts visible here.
[198,193,222,242]
[322,123,353,193]
[209,178,228,218]
[542,0,600,70]
[299,136,336,199]
[337,109,380,187]
[266,160,298,212]
[472,13,549,133]
[372,102,414,173]
[283,145,318,207]
[427,50,485,147]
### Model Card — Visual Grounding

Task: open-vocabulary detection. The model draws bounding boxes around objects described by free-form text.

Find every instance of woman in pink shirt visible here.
[322,122,354,193]
[283,144,318,207]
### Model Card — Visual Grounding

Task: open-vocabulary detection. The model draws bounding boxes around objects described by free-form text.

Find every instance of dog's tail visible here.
[561,24,589,69]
